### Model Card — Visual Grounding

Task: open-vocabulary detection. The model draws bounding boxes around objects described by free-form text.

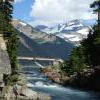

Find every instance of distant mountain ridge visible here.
[35,19,95,33]
[35,19,95,45]
[12,19,95,60]
[12,19,74,60]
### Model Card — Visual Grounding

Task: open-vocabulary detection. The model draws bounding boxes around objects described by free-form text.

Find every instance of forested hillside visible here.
[59,0,100,90]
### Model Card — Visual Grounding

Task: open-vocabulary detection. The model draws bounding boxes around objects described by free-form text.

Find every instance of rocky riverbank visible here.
[0,73,51,100]
[40,67,70,85]
[41,66,100,91]
[3,85,51,100]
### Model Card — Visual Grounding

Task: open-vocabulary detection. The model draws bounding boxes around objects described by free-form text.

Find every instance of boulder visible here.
[18,73,27,85]
[38,93,51,100]
[4,85,51,100]
[20,86,38,99]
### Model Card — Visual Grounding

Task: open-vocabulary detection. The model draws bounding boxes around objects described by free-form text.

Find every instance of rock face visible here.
[12,19,33,35]
[0,35,11,83]
[20,86,38,99]
[0,34,11,98]
[0,49,11,75]
[4,85,51,100]
[41,67,69,85]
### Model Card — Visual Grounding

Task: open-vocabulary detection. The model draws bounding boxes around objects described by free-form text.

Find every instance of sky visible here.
[13,0,96,26]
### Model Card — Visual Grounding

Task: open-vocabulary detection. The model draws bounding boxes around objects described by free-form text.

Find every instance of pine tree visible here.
[87,0,100,66]
[0,0,4,34]
[3,0,14,36]
[91,0,100,26]
[0,0,19,73]
[60,0,100,75]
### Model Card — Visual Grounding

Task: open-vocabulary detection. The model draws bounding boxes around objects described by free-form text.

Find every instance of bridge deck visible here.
[17,57,63,62]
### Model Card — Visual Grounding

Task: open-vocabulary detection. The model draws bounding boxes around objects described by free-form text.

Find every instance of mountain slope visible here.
[12,19,74,60]
[35,19,93,45]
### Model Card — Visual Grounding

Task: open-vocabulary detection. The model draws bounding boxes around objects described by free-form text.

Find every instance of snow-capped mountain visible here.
[12,19,74,60]
[11,19,95,60]
[12,19,95,46]
[35,19,95,45]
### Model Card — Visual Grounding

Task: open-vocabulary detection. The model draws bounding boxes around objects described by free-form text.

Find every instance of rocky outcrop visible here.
[66,67,100,90]
[4,85,51,100]
[0,34,11,99]
[0,35,11,74]
[0,35,11,86]
[0,49,11,75]
[41,67,69,85]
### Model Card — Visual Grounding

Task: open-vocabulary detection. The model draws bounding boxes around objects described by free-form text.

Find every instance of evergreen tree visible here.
[3,0,13,36]
[85,0,100,66]
[0,0,4,34]
[0,0,19,73]
[90,0,100,25]
[61,0,100,75]
[60,45,87,75]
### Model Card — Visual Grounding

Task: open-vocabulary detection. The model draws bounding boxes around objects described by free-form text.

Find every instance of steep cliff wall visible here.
[0,34,11,84]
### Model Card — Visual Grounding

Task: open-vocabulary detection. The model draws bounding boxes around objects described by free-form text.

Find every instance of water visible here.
[19,60,100,100]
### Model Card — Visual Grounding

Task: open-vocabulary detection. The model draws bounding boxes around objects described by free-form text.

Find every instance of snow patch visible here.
[58,34,77,38]
[20,22,27,26]
[69,37,81,42]
[57,33,82,42]
[77,28,89,36]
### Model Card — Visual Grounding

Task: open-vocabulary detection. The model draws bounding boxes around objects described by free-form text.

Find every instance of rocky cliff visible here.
[0,34,11,84]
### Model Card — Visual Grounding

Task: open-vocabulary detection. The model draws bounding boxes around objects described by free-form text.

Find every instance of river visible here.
[19,60,100,100]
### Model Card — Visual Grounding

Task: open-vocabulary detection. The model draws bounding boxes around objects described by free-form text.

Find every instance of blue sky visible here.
[13,0,96,26]
[13,0,34,22]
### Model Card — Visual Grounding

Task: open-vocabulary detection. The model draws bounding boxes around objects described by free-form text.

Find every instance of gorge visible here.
[13,19,100,100]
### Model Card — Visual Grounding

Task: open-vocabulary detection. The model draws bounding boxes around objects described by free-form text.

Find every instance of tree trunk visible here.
[98,12,100,26]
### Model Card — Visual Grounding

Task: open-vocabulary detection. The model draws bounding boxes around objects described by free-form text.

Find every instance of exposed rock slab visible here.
[0,35,11,82]
[4,85,51,100]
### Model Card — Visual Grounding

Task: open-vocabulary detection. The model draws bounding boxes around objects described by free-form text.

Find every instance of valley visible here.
[12,19,100,100]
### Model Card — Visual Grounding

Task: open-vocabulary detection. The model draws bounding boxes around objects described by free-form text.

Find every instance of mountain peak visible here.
[12,19,94,46]
[34,19,93,45]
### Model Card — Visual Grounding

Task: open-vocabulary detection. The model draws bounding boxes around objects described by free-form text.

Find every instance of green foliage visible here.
[90,0,100,25]
[81,25,100,66]
[90,0,100,12]
[8,74,20,85]
[60,45,87,75]
[61,25,100,75]
[0,0,19,74]
[7,28,19,72]
[61,0,100,75]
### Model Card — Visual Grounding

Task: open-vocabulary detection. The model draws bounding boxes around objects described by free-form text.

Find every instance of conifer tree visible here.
[60,0,100,74]
[87,0,100,66]
[0,0,19,73]
[0,0,4,34]
[91,0,100,26]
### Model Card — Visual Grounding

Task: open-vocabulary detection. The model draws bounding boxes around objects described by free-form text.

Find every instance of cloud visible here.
[14,0,24,3]
[30,0,96,26]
